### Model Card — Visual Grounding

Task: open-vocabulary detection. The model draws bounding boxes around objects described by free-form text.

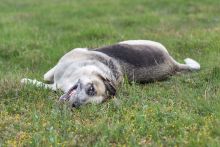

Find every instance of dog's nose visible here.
[72,101,81,108]
[59,93,70,102]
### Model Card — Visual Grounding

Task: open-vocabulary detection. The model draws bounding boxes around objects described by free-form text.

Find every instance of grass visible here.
[0,0,220,146]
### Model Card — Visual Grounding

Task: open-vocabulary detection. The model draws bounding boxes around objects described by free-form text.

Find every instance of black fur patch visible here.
[91,54,121,80]
[95,44,166,68]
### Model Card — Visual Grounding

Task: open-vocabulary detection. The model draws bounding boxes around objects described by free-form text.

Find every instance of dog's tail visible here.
[173,58,200,72]
[21,78,56,90]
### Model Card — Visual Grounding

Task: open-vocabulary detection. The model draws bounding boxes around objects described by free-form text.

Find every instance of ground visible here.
[0,0,220,146]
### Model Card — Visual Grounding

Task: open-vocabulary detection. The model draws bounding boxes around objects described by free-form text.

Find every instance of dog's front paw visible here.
[21,78,28,84]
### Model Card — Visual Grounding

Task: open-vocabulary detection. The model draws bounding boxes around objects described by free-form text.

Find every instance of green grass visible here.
[1,0,220,146]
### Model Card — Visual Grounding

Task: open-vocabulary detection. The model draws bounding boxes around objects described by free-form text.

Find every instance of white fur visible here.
[44,66,56,81]
[184,58,200,70]
[119,40,168,53]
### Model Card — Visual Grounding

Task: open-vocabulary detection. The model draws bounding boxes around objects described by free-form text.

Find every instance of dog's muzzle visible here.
[59,80,82,107]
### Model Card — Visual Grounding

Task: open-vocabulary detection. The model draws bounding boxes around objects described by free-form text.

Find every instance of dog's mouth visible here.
[68,85,78,96]
[59,84,78,101]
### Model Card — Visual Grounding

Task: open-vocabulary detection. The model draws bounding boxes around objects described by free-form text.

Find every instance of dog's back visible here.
[95,44,167,68]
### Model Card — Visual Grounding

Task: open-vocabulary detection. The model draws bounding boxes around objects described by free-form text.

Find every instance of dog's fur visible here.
[21,40,200,107]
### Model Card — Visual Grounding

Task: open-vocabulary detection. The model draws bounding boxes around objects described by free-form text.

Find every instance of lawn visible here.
[0,0,220,146]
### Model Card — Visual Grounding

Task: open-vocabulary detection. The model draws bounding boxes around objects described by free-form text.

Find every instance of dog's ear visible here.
[103,78,116,96]
[97,74,116,97]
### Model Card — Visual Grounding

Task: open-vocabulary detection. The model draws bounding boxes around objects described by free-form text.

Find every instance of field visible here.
[0,0,220,146]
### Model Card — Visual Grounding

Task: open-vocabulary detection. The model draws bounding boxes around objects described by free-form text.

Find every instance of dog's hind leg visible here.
[44,66,57,83]
[21,78,57,91]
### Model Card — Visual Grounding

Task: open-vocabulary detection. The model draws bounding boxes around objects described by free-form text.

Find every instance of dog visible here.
[21,40,200,107]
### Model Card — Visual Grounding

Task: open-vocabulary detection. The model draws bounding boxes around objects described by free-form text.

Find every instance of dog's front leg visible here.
[21,78,57,91]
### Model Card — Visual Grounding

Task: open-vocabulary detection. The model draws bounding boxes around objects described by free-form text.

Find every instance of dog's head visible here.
[59,74,116,108]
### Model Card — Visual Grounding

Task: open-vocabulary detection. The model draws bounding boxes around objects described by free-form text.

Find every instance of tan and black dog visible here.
[21,40,200,107]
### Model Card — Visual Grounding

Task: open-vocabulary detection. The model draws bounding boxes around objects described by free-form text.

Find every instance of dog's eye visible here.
[86,84,96,96]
